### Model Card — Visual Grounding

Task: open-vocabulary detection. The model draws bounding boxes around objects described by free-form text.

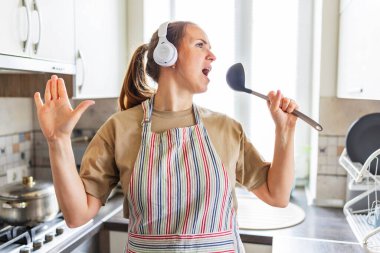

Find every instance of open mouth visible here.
[202,67,212,76]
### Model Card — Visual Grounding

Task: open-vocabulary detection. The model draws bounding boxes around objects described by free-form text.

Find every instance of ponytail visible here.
[119,44,156,111]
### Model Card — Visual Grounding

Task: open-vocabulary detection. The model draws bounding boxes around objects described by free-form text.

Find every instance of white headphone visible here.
[153,22,178,67]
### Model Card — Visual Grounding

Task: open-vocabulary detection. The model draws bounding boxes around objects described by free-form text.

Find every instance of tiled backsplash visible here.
[33,128,96,168]
[318,135,346,176]
[315,134,348,205]
[0,132,33,185]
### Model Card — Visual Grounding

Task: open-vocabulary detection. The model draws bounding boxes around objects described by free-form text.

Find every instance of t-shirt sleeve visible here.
[236,131,270,190]
[79,126,119,205]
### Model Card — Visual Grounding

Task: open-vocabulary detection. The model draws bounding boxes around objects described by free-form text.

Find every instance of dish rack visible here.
[340,148,380,251]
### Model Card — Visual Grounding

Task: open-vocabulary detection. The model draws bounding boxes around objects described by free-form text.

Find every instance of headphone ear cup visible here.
[153,39,178,67]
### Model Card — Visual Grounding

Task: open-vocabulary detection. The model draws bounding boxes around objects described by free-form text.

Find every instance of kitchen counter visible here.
[103,187,366,252]
[239,186,357,242]
[50,193,124,253]
[237,187,364,252]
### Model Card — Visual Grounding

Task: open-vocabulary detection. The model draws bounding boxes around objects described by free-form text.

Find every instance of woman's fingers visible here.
[286,99,298,113]
[281,97,291,111]
[44,75,67,102]
[268,90,299,114]
[57,78,68,100]
[280,97,298,114]
[34,92,43,110]
[44,79,51,102]
[51,75,58,100]
[268,90,282,111]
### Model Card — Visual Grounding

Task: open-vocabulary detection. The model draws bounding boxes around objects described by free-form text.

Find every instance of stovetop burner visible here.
[0,213,95,253]
[0,213,64,252]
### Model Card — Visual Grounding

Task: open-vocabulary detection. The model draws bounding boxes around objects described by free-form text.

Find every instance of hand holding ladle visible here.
[226,63,323,131]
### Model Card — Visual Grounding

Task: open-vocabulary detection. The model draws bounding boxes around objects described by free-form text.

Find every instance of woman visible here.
[34,21,298,252]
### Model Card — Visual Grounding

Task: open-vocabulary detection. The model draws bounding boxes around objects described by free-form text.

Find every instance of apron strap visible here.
[141,96,154,125]
[141,95,202,126]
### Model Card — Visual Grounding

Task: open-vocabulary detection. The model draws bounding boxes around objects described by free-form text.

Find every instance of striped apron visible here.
[126,97,245,253]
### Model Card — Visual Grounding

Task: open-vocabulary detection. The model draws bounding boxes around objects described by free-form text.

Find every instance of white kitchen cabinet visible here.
[337,0,380,100]
[0,0,75,64]
[74,0,128,98]
[109,231,127,253]
[32,0,75,64]
[0,0,29,57]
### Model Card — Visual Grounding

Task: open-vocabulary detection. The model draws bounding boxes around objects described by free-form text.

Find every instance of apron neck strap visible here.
[141,95,202,125]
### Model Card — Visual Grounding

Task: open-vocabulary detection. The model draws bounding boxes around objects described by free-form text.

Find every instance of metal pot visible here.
[0,176,59,226]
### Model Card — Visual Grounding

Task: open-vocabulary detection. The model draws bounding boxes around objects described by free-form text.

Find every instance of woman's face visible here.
[174,24,216,94]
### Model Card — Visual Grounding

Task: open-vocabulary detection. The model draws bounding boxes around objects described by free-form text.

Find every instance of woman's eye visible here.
[196,42,204,48]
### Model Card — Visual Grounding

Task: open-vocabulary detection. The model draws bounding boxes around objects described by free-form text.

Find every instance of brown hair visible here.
[119,21,194,110]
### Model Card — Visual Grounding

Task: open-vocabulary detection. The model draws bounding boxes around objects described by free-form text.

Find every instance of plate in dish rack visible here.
[346,113,380,174]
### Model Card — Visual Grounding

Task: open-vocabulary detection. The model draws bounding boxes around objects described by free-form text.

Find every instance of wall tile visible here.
[0,131,34,183]
[316,175,346,200]
[12,143,20,153]
[318,165,336,175]
[0,176,6,186]
[318,156,327,166]
[336,165,347,176]
[316,134,349,204]
[327,136,338,146]
[327,156,338,166]
[319,136,328,146]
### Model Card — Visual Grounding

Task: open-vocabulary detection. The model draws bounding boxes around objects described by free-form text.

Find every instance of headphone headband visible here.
[158,22,169,37]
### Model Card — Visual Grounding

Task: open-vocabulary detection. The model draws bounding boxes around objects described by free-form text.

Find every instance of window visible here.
[173,0,236,117]
[249,0,298,160]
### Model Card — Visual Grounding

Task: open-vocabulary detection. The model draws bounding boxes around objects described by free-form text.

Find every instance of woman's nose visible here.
[207,51,216,61]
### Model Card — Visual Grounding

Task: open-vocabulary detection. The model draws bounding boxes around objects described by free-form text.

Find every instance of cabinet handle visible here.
[77,50,86,93]
[32,0,42,54]
[21,0,31,52]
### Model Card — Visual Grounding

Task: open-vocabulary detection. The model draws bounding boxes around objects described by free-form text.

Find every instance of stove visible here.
[0,214,93,253]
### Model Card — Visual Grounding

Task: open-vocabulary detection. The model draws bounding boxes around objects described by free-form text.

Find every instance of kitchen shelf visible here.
[340,148,380,251]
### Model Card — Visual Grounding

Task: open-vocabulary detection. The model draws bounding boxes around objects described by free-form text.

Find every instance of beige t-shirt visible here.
[79,104,270,218]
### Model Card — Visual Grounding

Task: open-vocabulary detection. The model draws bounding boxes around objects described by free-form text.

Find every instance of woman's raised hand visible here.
[34,75,95,142]
[267,90,298,131]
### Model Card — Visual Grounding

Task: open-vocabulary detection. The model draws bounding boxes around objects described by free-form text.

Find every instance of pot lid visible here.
[0,176,55,200]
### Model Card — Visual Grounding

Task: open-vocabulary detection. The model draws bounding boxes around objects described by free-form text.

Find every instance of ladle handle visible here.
[250,90,323,131]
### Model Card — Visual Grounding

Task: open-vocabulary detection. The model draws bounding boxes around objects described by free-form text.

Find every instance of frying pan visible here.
[346,113,380,174]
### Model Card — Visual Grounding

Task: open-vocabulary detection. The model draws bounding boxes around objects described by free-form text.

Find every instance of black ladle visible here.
[226,63,323,131]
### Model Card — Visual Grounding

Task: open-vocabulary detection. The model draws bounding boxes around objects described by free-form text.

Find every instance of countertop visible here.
[50,194,124,253]
[238,187,365,252]
[103,187,366,252]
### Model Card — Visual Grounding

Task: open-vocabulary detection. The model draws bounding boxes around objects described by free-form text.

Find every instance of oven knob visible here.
[33,239,43,250]
[45,232,55,243]
[19,247,32,253]
[56,227,65,235]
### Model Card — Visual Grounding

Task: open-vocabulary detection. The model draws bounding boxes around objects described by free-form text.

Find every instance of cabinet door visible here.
[74,0,128,98]
[31,0,75,64]
[337,0,380,100]
[0,0,30,57]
